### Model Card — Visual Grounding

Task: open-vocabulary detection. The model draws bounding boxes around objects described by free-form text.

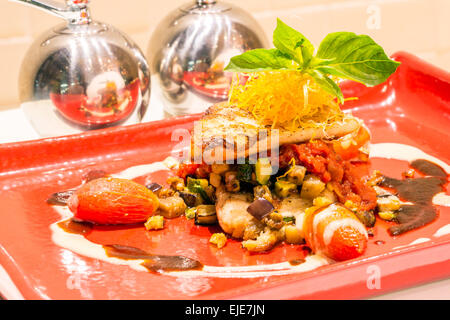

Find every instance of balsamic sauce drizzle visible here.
[47,190,74,206]
[380,159,448,236]
[57,220,203,273]
[289,258,306,266]
[57,219,92,235]
[103,244,203,272]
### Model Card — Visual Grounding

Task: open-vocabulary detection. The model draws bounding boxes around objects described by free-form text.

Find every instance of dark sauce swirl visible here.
[103,244,203,272]
[380,159,448,236]
[411,159,447,178]
[47,190,74,206]
[57,219,92,235]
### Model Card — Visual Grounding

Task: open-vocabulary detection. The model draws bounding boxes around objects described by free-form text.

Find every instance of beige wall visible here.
[0,0,449,110]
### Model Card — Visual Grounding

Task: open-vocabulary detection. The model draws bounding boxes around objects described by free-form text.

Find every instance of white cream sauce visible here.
[50,143,450,278]
[112,157,177,180]
[393,238,431,250]
[433,193,450,207]
[433,224,450,237]
[50,204,333,278]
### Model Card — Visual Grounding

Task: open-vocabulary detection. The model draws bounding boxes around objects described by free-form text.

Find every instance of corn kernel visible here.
[144,215,164,230]
[285,225,303,244]
[402,169,415,179]
[344,200,358,212]
[185,207,196,220]
[378,210,396,221]
[313,196,333,208]
[210,233,227,248]
[167,176,185,191]
[377,196,401,212]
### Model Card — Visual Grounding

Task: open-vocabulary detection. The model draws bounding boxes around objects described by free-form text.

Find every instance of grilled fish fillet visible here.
[192,102,361,161]
[215,185,255,239]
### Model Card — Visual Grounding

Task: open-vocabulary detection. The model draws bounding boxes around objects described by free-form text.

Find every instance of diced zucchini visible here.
[187,177,209,191]
[274,180,297,198]
[185,207,196,220]
[195,205,218,225]
[287,165,306,185]
[186,177,212,203]
[300,175,325,199]
[255,158,272,185]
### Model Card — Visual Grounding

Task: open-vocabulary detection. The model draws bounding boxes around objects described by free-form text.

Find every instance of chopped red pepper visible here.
[176,163,200,180]
[279,140,377,212]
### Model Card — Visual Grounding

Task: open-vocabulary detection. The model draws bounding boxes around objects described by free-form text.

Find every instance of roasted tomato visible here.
[332,126,371,160]
[68,177,159,225]
[279,139,377,214]
[279,141,339,183]
[176,163,201,180]
[303,203,368,261]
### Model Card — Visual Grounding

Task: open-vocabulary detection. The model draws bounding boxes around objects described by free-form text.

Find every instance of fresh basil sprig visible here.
[224,18,400,103]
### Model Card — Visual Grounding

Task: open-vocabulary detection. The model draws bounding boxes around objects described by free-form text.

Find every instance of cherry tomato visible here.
[68,177,159,225]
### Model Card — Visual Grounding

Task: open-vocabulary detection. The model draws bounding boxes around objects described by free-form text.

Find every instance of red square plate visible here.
[0,52,449,300]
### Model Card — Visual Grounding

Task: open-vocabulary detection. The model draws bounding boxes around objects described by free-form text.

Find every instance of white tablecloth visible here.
[0,107,40,143]
[0,83,167,144]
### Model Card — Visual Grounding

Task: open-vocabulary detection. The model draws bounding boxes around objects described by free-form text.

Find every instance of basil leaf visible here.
[315,32,400,86]
[273,18,314,66]
[224,48,296,72]
[309,56,336,67]
[308,69,344,104]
